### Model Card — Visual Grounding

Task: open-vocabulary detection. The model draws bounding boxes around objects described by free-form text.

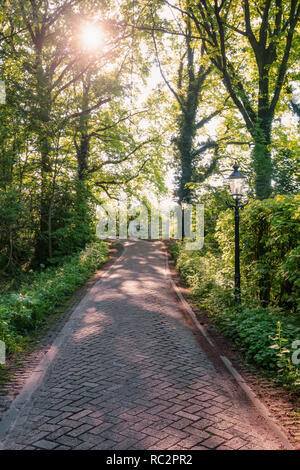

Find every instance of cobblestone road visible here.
[0,241,286,450]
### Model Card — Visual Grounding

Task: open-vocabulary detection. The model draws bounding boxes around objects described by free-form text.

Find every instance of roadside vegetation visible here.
[0,241,108,357]
[171,193,300,392]
[0,0,299,398]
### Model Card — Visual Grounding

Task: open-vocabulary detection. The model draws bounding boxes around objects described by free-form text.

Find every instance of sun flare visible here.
[81,24,103,51]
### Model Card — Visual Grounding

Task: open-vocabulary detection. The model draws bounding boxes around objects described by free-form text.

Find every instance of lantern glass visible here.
[228,164,246,198]
[230,177,245,197]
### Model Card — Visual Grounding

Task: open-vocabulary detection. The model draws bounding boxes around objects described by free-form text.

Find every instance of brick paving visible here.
[0,240,286,450]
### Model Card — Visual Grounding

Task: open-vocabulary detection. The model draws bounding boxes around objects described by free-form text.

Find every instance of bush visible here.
[0,187,31,273]
[214,308,299,370]
[0,241,108,355]
[173,195,300,390]
[216,194,300,312]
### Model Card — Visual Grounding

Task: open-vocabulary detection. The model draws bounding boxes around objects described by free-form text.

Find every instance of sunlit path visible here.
[1,241,285,450]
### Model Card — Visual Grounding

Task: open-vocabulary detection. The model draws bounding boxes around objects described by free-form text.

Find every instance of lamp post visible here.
[181,201,185,241]
[227,163,247,305]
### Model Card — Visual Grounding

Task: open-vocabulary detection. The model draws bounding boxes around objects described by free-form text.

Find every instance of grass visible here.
[0,241,109,358]
[169,241,300,394]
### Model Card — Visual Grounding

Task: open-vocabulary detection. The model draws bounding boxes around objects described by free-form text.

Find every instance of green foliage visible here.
[186,0,299,200]
[0,188,21,268]
[215,309,299,370]
[173,195,300,390]
[216,195,300,312]
[269,321,300,388]
[0,241,108,355]
[50,182,96,261]
[0,0,167,272]
[272,148,300,195]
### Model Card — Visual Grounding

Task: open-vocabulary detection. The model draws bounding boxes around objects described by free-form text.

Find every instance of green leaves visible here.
[172,193,300,390]
[0,241,108,355]
[215,195,300,312]
[269,321,300,389]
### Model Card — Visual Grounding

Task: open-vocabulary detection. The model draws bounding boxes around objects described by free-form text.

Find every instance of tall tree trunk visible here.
[252,122,272,200]
[73,79,93,249]
[34,56,52,264]
[176,49,201,203]
[252,63,273,200]
[76,79,90,182]
[177,108,197,204]
[35,133,52,264]
[253,84,272,302]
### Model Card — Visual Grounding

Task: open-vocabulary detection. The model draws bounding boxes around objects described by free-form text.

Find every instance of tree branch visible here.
[270,0,299,114]
[70,97,111,120]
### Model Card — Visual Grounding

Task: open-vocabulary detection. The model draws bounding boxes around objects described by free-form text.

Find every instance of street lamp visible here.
[181,202,185,240]
[227,163,247,305]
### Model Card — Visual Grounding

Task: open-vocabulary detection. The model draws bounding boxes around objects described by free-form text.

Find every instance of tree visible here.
[0,0,168,271]
[147,2,250,204]
[164,0,299,199]
[152,21,215,202]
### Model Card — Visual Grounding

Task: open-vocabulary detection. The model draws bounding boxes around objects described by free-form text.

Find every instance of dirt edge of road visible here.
[164,241,299,449]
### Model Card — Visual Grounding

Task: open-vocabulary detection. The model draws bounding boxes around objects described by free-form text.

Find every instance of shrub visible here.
[172,195,300,389]
[214,308,299,370]
[216,194,300,312]
[0,241,108,355]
